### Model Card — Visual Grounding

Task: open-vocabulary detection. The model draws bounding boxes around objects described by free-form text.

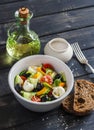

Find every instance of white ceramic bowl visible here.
[8,55,74,112]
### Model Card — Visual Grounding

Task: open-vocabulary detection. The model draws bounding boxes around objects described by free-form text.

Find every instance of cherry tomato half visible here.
[42,63,54,72]
[31,96,41,102]
[40,75,53,85]
[20,76,27,82]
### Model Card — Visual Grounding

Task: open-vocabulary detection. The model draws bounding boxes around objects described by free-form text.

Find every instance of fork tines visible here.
[71,42,87,63]
[71,42,94,73]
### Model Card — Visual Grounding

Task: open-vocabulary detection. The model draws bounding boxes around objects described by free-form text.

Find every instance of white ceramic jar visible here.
[44,38,73,62]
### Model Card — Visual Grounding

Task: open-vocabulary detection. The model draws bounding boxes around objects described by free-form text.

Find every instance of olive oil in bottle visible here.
[6,7,41,60]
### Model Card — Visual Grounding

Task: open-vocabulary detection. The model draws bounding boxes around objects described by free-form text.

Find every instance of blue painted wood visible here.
[0,0,94,130]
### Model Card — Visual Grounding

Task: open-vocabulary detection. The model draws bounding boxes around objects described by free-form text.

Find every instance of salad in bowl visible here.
[14,63,67,102]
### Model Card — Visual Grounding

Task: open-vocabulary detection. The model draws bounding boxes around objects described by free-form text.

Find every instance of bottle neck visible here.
[18,20,30,32]
[15,10,33,33]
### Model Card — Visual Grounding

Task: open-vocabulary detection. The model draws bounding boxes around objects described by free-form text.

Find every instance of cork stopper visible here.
[19,7,29,18]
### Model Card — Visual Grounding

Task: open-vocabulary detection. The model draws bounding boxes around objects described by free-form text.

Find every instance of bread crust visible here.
[73,79,94,114]
[62,79,94,116]
[62,94,74,114]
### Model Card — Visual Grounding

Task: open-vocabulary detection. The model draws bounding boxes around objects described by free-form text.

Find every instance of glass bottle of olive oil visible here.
[6,7,41,60]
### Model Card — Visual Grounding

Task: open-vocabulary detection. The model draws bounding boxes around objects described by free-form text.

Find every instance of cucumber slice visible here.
[46,68,53,74]
[20,91,36,100]
[51,72,56,78]
[28,66,36,74]
[14,75,23,86]
[61,72,66,82]
[28,78,38,87]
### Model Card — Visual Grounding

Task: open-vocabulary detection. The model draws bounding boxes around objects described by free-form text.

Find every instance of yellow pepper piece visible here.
[43,82,53,89]
[59,82,65,87]
[37,67,45,75]
[33,73,40,78]
[36,87,48,96]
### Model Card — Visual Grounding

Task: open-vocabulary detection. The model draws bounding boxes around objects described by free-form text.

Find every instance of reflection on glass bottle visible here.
[6,7,41,60]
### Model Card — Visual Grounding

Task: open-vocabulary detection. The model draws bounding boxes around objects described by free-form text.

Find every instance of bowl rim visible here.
[8,54,74,105]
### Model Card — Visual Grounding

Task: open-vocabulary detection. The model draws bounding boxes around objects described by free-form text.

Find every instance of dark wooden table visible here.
[0,0,94,130]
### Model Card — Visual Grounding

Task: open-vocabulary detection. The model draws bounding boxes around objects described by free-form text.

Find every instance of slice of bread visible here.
[62,94,74,114]
[73,79,94,115]
[62,79,94,116]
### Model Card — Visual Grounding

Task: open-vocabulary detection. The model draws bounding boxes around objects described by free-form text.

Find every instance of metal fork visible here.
[71,42,94,73]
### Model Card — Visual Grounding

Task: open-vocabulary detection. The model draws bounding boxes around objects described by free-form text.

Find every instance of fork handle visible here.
[86,63,94,73]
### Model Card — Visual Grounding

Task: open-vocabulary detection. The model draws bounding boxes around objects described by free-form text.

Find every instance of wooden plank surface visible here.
[0,89,94,130]
[0,26,94,69]
[0,0,26,4]
[0,0,94,23]
[0,0,94,130]
[30,7,94,36]
[0,7,94,46]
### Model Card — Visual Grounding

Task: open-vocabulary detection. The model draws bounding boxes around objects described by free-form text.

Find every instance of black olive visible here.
[23,73,31,78]
[19,70,31,78]
[41,95,56,102]
[41,96,46,102]
[49,95,56,100]
[41,95,49,102]
[53,74,61,81]
[15,84,22,93]
[33,83,43,92]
